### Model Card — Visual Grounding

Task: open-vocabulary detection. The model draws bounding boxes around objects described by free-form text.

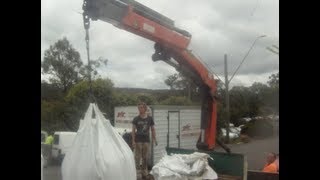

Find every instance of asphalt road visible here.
[43,165,61,180]
[215,136,279,170]
[43,135,279,180]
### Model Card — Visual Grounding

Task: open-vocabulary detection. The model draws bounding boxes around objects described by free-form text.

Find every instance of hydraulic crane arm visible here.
[83,0,219,150]
[83,0,191,49]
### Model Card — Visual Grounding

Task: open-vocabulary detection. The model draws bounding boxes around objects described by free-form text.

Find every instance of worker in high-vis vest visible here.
[43,132,54,167]
[262,152,278,173]
[44,134,54,145]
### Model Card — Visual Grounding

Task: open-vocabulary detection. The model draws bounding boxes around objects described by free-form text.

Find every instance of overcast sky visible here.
[41,0,279,89]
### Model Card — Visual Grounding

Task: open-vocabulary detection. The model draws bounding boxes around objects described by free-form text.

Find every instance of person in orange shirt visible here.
[262,152,278,173]
[275,153,279,172]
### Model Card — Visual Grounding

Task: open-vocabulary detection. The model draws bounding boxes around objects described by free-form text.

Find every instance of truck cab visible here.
[51,131,77,163]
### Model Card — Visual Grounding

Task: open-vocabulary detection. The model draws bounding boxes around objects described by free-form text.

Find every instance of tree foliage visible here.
[41,39,278,134]
[42,38,108,93]
[42,37,83,92]
[164,73,199,101]
[268,72,279,88]
[136,94,157,105]
[159,96,192,105]
[41,100,69,133]
[80,57,108,81]
[164,74,179,90]
[63,78,115,130]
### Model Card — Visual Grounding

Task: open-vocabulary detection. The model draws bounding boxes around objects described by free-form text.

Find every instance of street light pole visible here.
[229,35,266,82]
[224,35,266,143]
[224,54,230,143]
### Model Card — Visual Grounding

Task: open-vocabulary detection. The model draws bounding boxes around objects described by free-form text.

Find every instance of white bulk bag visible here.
[62,103,136,180]
[150,152,218,180]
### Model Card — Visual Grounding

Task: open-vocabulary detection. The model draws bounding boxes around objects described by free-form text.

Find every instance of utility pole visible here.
[223,35,266,144]
[224,54,230,143]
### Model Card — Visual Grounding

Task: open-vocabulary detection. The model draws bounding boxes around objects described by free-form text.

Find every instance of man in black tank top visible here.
[132,102,157,179]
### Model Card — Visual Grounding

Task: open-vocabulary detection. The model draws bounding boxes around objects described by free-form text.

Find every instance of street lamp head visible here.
[228,34,267,83]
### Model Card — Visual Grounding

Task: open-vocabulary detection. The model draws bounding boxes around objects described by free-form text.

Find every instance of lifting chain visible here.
[83,1,95,102]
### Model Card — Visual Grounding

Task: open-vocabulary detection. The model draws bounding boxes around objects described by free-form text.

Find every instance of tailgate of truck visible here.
[219,174,242,180]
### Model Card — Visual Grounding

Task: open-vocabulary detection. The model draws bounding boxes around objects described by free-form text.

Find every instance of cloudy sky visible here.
[41,0,279,89]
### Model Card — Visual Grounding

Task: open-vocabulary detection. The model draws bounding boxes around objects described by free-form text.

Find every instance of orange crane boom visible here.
[83,0,219,150]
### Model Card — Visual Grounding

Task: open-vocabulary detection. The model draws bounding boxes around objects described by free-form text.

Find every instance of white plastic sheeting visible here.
[221,128,240,139]
[150,152,218,180]
[62,103,136,180]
